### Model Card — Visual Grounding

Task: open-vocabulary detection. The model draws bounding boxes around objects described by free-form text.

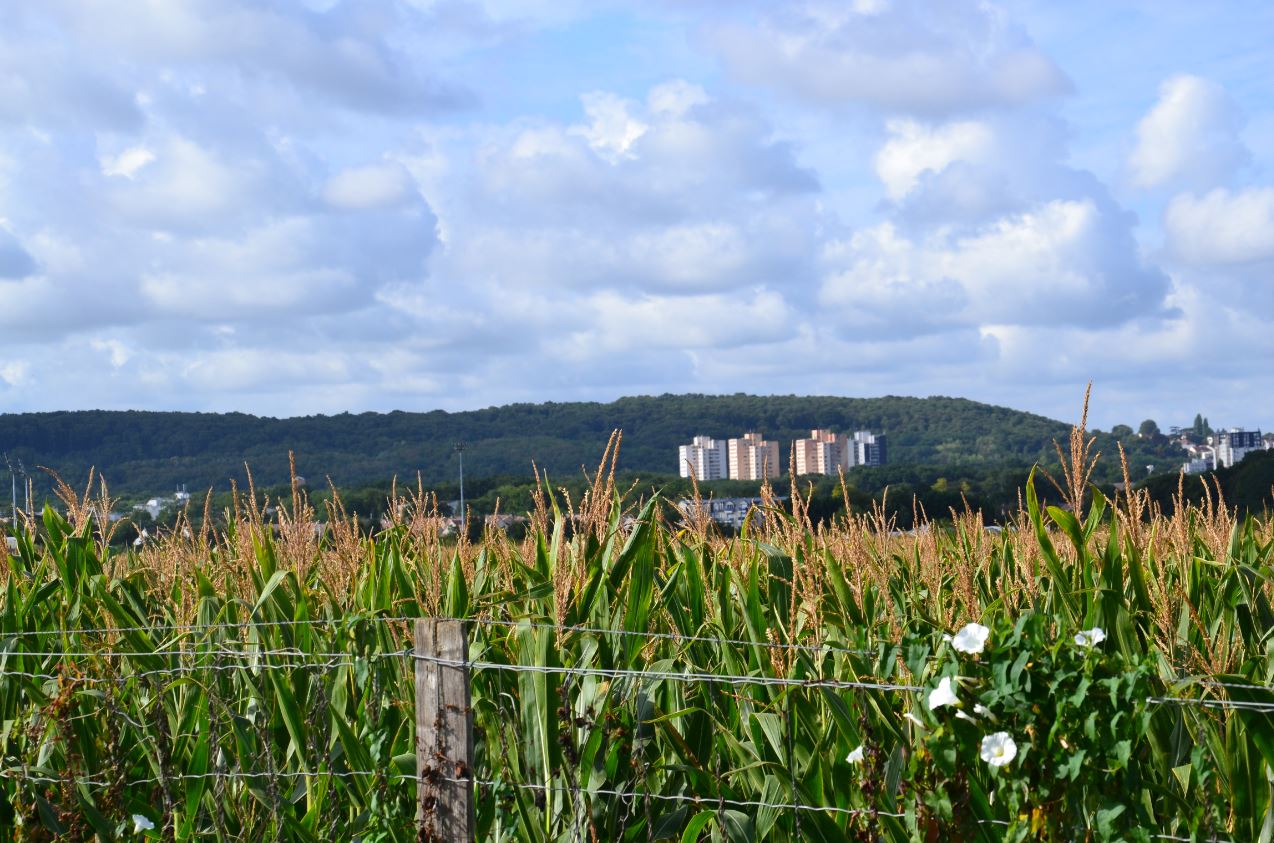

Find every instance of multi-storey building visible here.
[676,497,770,531]
[794,429,850,476]
[851,430,887,467]
[728,432,780,481]
[1214,429,1263,468]
[678,436,728,481]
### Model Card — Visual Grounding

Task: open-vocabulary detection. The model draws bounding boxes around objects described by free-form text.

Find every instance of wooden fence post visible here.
[415,619,474,842]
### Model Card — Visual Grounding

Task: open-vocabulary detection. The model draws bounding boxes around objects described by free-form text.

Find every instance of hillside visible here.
[0,394,1141,500]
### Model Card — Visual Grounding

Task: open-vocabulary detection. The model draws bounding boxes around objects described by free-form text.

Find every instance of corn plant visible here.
[0,462,1271,840]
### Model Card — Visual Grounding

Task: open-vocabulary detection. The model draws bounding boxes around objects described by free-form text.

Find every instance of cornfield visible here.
[1,434,1272,841]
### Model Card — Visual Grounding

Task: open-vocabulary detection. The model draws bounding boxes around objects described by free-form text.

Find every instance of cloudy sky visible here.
[1,0,1272,429]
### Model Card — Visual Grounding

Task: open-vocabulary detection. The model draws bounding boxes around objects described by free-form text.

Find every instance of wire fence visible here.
[0,616,1265,840]
[3,655,1268,708]
[0,768,1235,842]
[1,615,1269,707]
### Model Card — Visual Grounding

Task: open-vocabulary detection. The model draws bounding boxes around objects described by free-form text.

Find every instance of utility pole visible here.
[454,442,467,536]
[4,454,14,526]
[18,460,28,516]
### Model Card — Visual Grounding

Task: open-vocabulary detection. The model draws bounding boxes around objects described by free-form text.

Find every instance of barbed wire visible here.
[0,769,1231,840]
[1,646,1269,701]
[456,617,879,657]
[0,658,370,684]
[0,647,408,660]
[455,774,907,819]
[1147,696,1274,713]
[0,615,883,657]
[3,618,1271,700]
[0,616,420,639]
[1194,677,1274,692]
[416,653,925,692]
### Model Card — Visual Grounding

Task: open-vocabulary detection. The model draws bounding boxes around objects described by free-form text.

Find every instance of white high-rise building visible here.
[794,429,850,476]
[728,432,780,481]
[1214,429,1262,468]
[678,436,728,481]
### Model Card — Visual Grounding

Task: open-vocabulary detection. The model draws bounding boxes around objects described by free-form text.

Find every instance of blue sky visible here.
[1,0,1272,431]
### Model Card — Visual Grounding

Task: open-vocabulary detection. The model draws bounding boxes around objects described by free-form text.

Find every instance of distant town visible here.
[677,429,887,482]
[676,429,885,530]
[1173,427,1271,474]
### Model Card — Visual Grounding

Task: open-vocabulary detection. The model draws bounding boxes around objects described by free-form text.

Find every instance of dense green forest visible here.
[0,393,1189,505]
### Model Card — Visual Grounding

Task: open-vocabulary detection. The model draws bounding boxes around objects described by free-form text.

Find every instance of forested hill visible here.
[0,394,1074,498]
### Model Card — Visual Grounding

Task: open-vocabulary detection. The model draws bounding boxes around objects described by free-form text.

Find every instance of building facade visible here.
[851,430,887,467]
[793,429,850,476]
[678,436,729,481]
[1214,429,1263,468]
[676,497,769,530]
[728,432,780,481]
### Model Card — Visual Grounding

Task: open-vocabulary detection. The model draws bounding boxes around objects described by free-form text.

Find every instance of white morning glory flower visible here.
[903,711,925,728]
[928,676,959,710]
[980,732,1018,767]
[950,622,990,654]
[132,814,155,833]
[846,744,865,764]
[973,703,995,721]
[1073,627,1107,647]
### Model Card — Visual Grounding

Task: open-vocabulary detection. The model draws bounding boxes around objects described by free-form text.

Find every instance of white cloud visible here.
[34,0,469,115]
[0,0,1270,424]
[710,0,1070,116]
[570,92,649,162]
[0,360,29,387]
[90,337,133,368]
[99,145,156,179]
[0,226,35,278]
[874,118,994,200]
[106,137,260,230]
[1165,187,1274,266]
[324,162,414,210]
[628,223,749,287]
[647,80,709,118]
[561,289,795,357]
[182,348,354,392]
[822,199,1171,332]
[1129,75,1248,190]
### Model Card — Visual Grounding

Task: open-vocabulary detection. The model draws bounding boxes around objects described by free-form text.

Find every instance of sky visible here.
[1,0,1273,430]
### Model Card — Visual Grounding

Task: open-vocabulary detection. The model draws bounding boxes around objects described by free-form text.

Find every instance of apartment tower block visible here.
[728,432,780,481]
[793,429,850,476]
[678,436,729,481]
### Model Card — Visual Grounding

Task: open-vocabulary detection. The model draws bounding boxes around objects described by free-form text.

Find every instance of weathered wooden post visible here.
[415,619,474,842]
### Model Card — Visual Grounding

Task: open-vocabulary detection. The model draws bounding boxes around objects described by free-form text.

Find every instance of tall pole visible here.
[454,442,467,536]
[5,455,14,526]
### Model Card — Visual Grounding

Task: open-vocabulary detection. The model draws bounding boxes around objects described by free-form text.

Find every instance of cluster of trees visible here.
[0,395,1196,511]
[1114,413,1217,444]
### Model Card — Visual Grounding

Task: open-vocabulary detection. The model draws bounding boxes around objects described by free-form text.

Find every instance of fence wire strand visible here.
[0,769,1231,840]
